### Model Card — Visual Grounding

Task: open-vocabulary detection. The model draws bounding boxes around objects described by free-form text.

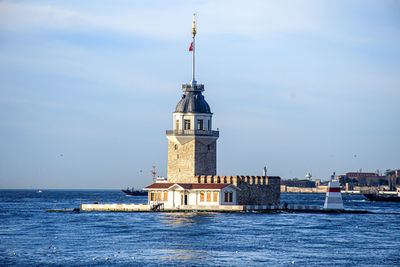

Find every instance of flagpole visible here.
[191,13,196,87]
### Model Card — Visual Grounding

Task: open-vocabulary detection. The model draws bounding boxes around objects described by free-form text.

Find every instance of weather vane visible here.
[189,13,197,86]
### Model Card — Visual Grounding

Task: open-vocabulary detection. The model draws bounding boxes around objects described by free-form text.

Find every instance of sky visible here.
[0,0,399,189]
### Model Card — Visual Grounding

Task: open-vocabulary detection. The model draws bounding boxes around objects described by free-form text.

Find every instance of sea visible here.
[0,190,399,266]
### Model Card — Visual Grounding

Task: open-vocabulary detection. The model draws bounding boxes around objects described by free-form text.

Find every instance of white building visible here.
[144,183,241,208]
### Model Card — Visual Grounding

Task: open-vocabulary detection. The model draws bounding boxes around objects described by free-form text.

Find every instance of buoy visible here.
[323,173,344,210]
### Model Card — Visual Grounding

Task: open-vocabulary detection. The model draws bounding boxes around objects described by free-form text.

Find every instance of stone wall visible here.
[281,185,327,194]
[167,138,217,183]
[237,183,280,205]
[194,139,216,176]
[167,139,196,183]
[194,175,281,205]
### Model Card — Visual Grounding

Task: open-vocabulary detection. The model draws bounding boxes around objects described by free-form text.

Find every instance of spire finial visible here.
[192,13,196,37]
[190,13,197,86]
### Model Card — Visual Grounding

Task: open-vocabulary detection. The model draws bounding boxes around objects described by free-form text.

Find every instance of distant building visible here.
[337,170,400,191]
[280,178,328,193]
[385,169,400,190]
[281,179,317,188]
[338,172,388,188]
[280,178,329,193]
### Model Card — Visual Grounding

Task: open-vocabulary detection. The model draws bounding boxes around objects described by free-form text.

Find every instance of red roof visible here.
[144,183,175,189]
[177,183,231,190]
[144,183,233,190]
[346,172,377,177]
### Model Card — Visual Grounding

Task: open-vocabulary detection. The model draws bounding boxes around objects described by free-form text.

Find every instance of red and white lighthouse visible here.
[323,172,344,210]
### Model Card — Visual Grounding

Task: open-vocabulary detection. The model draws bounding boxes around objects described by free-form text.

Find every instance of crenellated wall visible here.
[195,175,281,205]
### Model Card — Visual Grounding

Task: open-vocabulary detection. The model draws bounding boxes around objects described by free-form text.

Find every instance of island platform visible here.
[78,203,371,213]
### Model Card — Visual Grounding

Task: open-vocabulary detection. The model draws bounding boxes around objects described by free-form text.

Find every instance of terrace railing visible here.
[166,129,219,137]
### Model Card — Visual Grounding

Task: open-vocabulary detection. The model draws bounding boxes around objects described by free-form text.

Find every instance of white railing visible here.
[166,129,219,137]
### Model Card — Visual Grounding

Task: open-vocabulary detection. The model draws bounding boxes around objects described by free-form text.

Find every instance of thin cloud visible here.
[0,1,324,38]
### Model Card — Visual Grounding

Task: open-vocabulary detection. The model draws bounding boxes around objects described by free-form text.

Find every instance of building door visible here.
[181,193,188,205]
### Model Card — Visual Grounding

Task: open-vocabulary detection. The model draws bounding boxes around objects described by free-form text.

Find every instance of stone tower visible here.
[166,14,219,183]
[166,83,219,183]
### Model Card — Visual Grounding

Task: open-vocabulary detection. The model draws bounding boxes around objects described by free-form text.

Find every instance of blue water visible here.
[1,190,399,266]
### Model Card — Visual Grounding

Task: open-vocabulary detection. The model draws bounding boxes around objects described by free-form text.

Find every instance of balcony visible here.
[182,84,204,91]
[166,129,219,137]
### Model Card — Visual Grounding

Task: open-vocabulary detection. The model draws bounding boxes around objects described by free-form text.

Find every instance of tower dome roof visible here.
[175,87,211,113]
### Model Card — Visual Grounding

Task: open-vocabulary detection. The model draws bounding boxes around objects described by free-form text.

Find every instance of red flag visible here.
[189,42,193,51]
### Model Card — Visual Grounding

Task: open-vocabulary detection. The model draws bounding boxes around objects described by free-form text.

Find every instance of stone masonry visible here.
[196,175,281,205]
[167,138,216,183]
[194,139,216,177]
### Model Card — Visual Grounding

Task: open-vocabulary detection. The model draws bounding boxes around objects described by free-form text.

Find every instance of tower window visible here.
[174,144,178,150]
[208,144,211,151]
[197,120,204,130]
[208,120,211,130]
[177,154,179,159]
[184,119,191,130]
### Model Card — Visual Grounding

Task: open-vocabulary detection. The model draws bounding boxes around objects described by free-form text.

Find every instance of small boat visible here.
[363,191,400,202]
[37,190,43,193]
[122,187,147,196]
